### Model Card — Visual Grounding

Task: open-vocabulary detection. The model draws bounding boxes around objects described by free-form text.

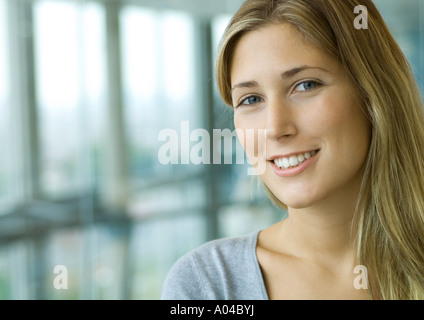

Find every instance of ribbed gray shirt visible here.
[161,230,268,300]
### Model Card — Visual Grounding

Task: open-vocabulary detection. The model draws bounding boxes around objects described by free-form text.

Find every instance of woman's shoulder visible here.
[161,230,267,300]
[195,230,259,259]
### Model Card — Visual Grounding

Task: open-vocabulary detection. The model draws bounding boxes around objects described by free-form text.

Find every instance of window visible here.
[0,0,16,211]
[34,0,106,198]
[374,0,424,91]
[121,6,209,298]
[45,225,128,300]
[121,7,201,184]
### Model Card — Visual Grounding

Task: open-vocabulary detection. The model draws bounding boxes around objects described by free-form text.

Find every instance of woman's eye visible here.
[239,95,262,106]
[294,81,320,92]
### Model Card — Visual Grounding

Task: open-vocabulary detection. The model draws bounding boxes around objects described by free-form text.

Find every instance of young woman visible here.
[161,0,424,300]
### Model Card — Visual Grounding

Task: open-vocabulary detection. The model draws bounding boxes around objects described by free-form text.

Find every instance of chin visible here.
[274,190,321,210]
[273,196,310,210]
[283,200,314,210]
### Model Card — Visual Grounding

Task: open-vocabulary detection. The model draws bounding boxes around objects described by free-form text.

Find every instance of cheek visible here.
[234,115,246,150]
[309,89,368,134]
[313,92,371,165]
[234,114,261,154]
[306,95,347,133]
[234,114,268,173]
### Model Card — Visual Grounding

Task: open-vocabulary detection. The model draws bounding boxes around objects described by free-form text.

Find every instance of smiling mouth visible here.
[272,150,320,169]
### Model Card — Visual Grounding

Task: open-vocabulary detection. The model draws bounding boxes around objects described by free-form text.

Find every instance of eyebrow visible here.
[231,80,259,91]
[281,65,330,79]
[231,65,330,91]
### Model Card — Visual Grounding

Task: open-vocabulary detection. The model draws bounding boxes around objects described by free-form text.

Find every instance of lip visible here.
[269,149,320,177]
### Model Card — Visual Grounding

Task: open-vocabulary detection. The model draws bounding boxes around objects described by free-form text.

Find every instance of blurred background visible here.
[0,0,422,300]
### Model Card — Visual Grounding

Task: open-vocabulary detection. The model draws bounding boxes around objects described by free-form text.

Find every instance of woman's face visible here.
[230,23,371,209]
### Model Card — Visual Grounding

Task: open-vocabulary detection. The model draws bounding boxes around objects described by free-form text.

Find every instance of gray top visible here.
[161,230,269,300]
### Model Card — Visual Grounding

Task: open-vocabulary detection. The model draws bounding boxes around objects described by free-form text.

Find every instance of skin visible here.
[230,23,372,299]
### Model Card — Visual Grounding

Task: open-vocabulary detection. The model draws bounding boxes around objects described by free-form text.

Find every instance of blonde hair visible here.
[216,0,424,300]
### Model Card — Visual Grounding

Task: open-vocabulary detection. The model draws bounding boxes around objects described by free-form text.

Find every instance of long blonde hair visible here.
[216,0,424,300]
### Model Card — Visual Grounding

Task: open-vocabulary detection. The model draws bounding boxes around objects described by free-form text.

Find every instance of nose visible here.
[265,98,297,140]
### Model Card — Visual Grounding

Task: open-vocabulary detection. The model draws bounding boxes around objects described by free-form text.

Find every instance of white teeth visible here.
[289,156,298,167]
[277,158,283,168]
[282,157,289,169]
[273,151,317,169]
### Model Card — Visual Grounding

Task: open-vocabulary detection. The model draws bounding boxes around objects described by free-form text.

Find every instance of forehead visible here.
[230,23,339,83]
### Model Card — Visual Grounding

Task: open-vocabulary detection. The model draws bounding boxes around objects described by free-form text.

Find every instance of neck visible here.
[281,193,360,267]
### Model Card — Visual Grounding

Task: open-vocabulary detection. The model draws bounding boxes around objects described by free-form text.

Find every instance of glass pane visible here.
[45,228,84,299]
[374,0,423,91]
[130,215,206,299]
[212,14,231,55]
[0,241,29,299]
[45,225,128,300]
[0,0,16,210]
[127,179,206,217]
[34,1,106,198]
[218,203,284,238]
[121,7,201,184]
